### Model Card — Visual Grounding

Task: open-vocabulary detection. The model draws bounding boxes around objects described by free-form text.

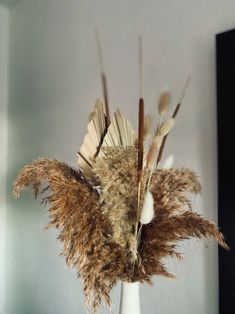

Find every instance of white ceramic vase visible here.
[119,281,140,314]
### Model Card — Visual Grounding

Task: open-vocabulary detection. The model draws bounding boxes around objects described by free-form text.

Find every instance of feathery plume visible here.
[140,191,155,225]
[158,91,170,116]
[144,114,152,139]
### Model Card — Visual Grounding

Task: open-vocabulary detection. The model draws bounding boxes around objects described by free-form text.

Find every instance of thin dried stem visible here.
[138,35,143,99]
[156,77,191,165]
[95,30,111,127]
[102,73,111,127]
[138,98,144,179]
[77,151,93,168]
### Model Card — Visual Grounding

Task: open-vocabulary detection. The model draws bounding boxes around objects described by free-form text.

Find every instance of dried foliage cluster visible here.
[13,47,228,312]
[14,94,228,313]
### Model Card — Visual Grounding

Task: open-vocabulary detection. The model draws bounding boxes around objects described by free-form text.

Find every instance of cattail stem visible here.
[138,98,144,180]
[156,77,190,166]
[134,38,145,272]
[172,102,180,118]
[156,134,167,165]
[95,30,111,128]
[138,36,143,98]
[77,151,93,168]
[102,72,111,127]
[156,103,180,165]
[133,98,145,274]
[137,98,144,223]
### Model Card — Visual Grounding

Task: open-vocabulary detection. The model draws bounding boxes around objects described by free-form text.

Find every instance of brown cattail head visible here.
[102,72,111,127]
[172,103,180,118]
[138,98,144,180]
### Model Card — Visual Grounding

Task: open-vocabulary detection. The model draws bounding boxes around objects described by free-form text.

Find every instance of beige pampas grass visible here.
[92,146,139,260]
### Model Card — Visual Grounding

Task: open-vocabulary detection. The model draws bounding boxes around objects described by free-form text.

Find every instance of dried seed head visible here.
[159,92,170,116]
[159,118,175,138]
[140,191,154,224]
[144,114,152,139]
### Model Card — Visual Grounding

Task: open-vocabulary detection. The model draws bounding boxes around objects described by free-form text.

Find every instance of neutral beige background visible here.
[1,0,235,313]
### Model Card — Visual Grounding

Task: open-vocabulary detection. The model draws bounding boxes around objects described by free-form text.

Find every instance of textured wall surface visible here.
[0,5,9,314]
[5,1,235,313]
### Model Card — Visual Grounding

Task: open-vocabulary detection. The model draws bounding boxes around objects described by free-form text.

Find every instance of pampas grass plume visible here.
[159,92,170,116]
[144,114,152,138]
[159,118,175,137]
[140,191,154,224]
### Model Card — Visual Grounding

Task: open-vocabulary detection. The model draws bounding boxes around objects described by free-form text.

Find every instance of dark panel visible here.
[216,29,235,314]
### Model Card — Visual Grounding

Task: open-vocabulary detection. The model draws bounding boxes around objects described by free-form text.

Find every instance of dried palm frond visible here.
[98,109,136,155]
[77,99,106,179]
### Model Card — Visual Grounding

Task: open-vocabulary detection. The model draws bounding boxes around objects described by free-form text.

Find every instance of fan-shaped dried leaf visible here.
[99,110,136,156]
[77,99,106,179]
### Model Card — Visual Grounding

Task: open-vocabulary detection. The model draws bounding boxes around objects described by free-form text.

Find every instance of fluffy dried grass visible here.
[14,159,126,312]
[93,147,139,260]
[14,157,228,313]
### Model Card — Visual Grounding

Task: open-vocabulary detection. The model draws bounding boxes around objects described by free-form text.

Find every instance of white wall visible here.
[0,5,9,314]
[6,1,235,314]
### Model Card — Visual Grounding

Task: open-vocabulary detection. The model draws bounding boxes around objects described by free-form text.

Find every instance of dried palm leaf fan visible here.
[14,34,228,313]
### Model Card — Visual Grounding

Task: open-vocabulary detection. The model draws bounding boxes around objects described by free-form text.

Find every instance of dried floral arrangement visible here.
[14,37,228,313]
